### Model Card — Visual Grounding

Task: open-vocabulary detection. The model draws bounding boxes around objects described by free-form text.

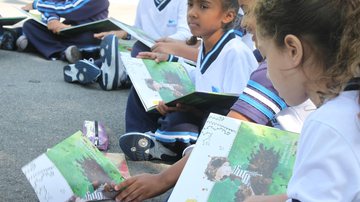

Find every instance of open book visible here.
[60,17,155,47]
[169,113,299,202]
[22,131,126,202]
[121,53,239,112]
[0,5,27,25]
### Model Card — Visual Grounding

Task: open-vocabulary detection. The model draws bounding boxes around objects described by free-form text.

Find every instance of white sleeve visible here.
[286,120,360,202]
[222,46,257,94]
[168,0,191,41]
[134,0,142,28]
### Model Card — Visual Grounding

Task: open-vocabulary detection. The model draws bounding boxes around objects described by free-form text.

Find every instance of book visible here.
[22,131,126,202]
[120,52,239,112]
[169,113,299,202]
[58,17,122,36]
[0,16,26,26]
[16,8,46,26]
[0,5,27,25]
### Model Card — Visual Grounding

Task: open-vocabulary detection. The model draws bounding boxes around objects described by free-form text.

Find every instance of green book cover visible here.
[169,113,298,202]
[22,131,125,202]
[121,53,238,112]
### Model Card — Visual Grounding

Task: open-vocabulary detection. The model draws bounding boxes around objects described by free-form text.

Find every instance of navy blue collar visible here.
[154,0,171,11]
[344,77,360,91]
[200,29,236,74]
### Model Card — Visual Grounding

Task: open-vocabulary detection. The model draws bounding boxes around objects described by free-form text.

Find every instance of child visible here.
[111,0,316,200]
[120,0,258,162]
[95,0,192,57]
[242,0,360,201]
[18,0,109,63]
[64,0,192,90]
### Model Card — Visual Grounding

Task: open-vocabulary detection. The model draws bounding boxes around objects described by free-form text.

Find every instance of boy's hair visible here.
[205,156,228,181]
[222,0,240,30]
[255,0,360,102]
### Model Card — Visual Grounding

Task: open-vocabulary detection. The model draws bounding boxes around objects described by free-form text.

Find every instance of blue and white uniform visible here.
[126,29,257,155]
[23,0,109,59]
[134,0,191,41]
[131,0,191,57]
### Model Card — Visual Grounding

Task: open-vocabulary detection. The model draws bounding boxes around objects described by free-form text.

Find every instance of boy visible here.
[18,0,109,63]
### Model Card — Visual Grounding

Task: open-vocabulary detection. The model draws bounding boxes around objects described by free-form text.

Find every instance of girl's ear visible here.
[283,35,303,67]
[222,9,236,25]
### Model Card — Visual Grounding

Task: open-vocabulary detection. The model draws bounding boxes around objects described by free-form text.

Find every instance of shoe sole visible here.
[119,132,155,161]
[64,62,101,84]
[99,35,119,90]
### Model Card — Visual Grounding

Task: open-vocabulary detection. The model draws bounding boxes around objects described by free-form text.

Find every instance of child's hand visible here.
[113,174,168,202]
[94,30,127,39]
[156,101,179,115]
[136,52,169,63]
[47,20,71,34]
[21,3,33,11]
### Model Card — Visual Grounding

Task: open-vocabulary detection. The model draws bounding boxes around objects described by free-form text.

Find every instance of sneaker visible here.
[0,30,17,50]
[98,34,127,90]
[16,35,28,51]
[119,132,178,161]
[64,45,82,64]
[63,58,101,84]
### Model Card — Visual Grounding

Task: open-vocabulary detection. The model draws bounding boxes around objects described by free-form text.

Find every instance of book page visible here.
[121,52,195,111]
[0,4,27,25]
[169,113,299,202]
[22,131,125,202]
[111,18,156,47]
[22,154,74,202]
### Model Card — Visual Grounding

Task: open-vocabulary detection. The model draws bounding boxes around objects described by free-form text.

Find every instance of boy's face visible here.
[215,162,232,181]
[238,0,257,45]
[187,0,235,39]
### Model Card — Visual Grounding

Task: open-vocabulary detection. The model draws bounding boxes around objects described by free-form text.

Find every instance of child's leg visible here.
[22,19,100,59]
[125,87,162,133]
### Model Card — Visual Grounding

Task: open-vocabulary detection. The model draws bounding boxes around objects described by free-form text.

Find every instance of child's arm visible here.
[47,20,71,34]
[114,154,190,201]
[136,52,169,63]
[152,38,199,62]
[94,30,128,40]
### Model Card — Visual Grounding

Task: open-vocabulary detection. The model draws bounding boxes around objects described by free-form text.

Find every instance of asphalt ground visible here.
[0,0,171,201]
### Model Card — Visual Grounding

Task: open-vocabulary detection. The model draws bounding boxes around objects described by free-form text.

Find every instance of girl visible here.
[245,0,360,201]
[120,0,258,163]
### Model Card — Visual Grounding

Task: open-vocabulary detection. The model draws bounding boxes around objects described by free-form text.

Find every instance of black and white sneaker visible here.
[119,132,178,161]
[64,45,82,64]
[63,58,101,84]
[0,30,18,50]
[98,34,127,90]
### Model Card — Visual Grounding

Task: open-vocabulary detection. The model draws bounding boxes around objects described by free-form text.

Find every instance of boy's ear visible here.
[283,35,303,67]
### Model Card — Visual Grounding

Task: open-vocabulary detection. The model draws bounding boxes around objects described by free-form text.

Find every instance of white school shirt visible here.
[134,0,191,41]
[190,29,258,94]
[286,91,360,202]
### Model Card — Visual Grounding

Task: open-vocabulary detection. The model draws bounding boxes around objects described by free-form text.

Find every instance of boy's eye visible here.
[200,3,209,9]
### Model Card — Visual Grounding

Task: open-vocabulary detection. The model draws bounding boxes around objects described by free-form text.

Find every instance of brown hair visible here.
[255,0,360,102]
[221,0,240,30]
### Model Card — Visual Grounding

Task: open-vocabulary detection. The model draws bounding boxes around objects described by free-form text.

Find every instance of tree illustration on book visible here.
[22,131,125,202]
[169,113,298,202]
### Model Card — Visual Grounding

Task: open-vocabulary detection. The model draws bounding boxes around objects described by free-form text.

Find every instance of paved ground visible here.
[0,1,171,201]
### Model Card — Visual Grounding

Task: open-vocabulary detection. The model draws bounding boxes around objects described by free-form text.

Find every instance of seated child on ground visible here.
[119,0,258,162]
[18,0,109,63]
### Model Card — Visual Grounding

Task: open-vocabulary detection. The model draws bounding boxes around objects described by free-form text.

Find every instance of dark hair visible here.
[255,0,360,102]
[205,156,228,181]
[222,0,240,30]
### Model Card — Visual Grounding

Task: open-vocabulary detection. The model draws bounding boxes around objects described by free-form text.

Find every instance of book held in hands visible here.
[121,53,239,112]
[22,131,126,202]
[169,113,299,202]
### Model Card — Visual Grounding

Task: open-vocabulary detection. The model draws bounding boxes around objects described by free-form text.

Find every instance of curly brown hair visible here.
[254,0,360,103]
